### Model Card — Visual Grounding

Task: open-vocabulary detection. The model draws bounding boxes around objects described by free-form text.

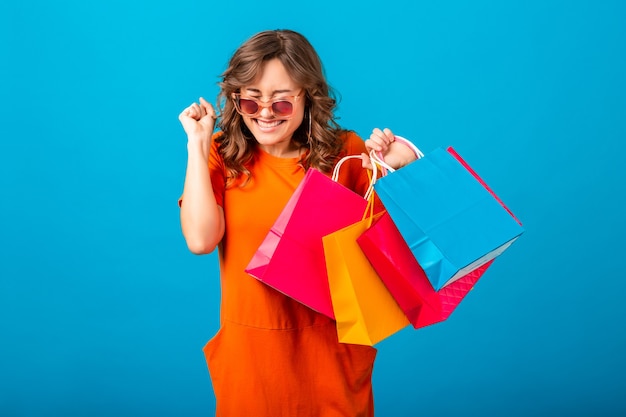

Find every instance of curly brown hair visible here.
[215,29,346,186]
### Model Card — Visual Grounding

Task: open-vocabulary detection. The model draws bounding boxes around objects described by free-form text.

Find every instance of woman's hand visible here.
[179,97,218,152]
[361,128,417,170]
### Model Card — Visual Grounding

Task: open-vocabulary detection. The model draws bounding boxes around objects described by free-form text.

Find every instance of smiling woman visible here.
[177,29,415,416]
[234,59,306,157]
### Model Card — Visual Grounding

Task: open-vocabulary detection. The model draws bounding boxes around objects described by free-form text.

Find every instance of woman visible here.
[178,29,415,416]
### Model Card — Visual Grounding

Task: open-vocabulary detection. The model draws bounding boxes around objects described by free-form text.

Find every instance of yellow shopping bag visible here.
[323,199,410,346]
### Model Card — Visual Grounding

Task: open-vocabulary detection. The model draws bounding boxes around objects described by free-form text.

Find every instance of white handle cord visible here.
[331,135,422,202]
[332,154,378,201]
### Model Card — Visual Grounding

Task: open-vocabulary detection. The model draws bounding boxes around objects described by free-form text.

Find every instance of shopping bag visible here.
[357,211,494,329]
[372,145,524,290]
[245,156,372,319]
[323,200,409,346]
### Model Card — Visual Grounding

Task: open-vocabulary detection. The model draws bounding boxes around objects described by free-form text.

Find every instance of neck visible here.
[258,142,302,158]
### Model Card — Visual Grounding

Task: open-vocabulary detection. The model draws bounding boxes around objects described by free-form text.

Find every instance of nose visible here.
[258,104,274,119]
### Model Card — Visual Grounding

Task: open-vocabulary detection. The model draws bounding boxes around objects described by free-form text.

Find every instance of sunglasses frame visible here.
[231,92,303,118]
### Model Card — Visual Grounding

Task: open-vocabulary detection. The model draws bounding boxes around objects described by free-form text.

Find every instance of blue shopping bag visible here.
[373,146,524,290]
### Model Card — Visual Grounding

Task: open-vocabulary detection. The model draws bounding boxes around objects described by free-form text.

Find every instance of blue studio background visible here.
[1,1,625,416]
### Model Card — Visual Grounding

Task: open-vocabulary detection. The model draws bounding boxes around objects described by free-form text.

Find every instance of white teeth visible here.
[256,119,282,128]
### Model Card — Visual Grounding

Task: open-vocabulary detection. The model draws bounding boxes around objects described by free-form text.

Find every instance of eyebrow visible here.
[244,87,295,96]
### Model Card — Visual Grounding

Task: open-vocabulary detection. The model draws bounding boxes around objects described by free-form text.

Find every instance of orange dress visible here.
[198,131,377,416]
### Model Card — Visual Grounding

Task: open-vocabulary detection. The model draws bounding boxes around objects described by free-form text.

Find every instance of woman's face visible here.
[239,58,306,157]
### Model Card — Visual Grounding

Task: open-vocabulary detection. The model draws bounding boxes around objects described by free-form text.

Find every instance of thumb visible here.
[361,152,373,170]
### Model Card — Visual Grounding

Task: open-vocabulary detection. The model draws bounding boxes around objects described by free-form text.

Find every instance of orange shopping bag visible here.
[323,199,409,345]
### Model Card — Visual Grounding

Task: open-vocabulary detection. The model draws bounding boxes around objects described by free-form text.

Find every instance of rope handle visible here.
[331,154,378,201]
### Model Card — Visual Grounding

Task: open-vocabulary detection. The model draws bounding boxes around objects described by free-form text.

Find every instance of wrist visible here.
[187,138,211,158]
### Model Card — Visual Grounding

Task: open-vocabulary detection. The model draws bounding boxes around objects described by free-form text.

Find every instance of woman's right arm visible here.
[178,97,225,255]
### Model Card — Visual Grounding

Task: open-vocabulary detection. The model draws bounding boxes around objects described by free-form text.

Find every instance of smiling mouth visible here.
[255,119,284,129]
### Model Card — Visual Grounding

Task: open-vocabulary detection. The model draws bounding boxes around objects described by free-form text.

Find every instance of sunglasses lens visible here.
[238,98,259,115]
[236,96,295,117]
[272,100,293,117]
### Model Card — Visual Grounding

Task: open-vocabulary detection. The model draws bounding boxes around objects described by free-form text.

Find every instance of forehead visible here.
[244,58,300,94]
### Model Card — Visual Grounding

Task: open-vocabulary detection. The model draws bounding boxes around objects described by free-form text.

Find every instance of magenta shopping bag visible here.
[358,211,494,329]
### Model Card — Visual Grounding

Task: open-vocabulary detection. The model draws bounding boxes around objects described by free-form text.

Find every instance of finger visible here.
[371,127,385,141]
[374,127,395,145]
[179,111,199,134]
[194,103,209,121]
[368,129,388,151]
[374,128,393,145]
[199,97,218,119]
[366,138,386,152]
[191,102,207,119]
[364,139,381,153]
[183,104,196,120]
[180,106,195,121]
[382,128,395,143]
[199,97,212,116]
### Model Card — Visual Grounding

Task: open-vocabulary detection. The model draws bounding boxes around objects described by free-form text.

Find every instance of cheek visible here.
[241,116,255,131]
[292,108,306,130]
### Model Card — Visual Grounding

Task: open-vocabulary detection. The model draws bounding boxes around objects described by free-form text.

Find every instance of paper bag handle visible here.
[332,154,378,201]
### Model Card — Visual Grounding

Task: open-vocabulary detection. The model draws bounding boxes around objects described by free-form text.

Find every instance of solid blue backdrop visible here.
[1,1,625,416]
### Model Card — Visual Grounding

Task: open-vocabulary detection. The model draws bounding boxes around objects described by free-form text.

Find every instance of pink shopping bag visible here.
[246,157,372,319]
